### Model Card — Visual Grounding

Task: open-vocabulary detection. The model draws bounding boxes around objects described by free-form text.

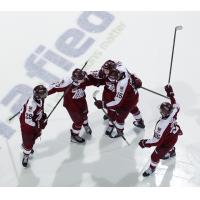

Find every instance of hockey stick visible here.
[127,70,169,99]
[8,111,20,122]
[93,90,130,146]
[168,25,183,84]
[8,60,89,122]
[141,86,169,99]
[46,60,89,120]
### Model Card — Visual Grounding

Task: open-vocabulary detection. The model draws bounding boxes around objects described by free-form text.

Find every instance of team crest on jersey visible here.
[154,132,161,139]
[72,88,85,99]
[120,86,124,92]
[157,127,161,133]
[28,106,33,112]
[106,82,115,92]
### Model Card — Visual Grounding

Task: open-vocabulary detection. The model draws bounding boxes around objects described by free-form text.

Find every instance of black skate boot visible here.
[103,114,109,120]
[133,119,145,129]
[161,147,176,160]
[83,124,92,135]
[143,167,155,177]
[29,149,35,159]
[70,130,85,144]
[111,128,124,138]
[105,125,114,137]
[22,153,29,167]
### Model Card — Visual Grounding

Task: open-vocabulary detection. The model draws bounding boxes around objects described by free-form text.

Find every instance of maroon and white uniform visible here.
[20,97,44,154]
[48,76,96,134]
[143,97,182,168]
[89,64,142,131]
[105,73,140,131]
[89,61,130,103]
[88,69,116,103]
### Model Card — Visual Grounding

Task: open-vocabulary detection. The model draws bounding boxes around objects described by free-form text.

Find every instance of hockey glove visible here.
[37,113,48,129]
[138,139,148,148]
[94,100,105,109]
[165,85,174,97]
[131,74,142,89]
[134,77,142,89]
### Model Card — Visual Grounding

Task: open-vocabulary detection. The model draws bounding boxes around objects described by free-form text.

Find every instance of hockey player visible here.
[139,85,183,177]
[94,67,144,138]
[19,85,48,167]
[90,60,144,136]
[90,60,145,129]
[48,68,97,144]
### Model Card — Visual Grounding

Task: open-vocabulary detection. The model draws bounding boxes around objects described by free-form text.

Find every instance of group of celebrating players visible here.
[19,60,182,177]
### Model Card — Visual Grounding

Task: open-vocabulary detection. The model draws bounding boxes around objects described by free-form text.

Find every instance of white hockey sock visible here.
[72,128,80,135]
[133,113,142,120]
[83,119,88,126]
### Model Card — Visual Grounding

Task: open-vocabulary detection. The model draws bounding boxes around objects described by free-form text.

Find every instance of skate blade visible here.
[70,139,85,144]
[109,134,123,138]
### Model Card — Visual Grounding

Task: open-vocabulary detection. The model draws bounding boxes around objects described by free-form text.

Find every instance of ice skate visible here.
[143,167,155,177]
[111,129,124,138]
[133,119,145,129]
[70,130,85,144]
[105,125,114,137]
[83,124,92,135]
[22,153,29,167]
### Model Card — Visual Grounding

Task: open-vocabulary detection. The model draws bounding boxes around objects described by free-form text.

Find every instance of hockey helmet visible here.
[102,60,116,71]
[160,102,173,118]
[33,85,48,100]
[72,68,86,81]
[108,68,120,82]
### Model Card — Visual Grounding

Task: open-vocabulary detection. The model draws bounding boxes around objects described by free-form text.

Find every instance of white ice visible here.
[0,12,200,186]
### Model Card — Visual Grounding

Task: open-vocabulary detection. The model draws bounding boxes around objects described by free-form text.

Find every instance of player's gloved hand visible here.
[134,78,142,88]
[37,113,48,129]
[131,74,142,88]
[94,100,104,109]
[82,70,87,78]
[165,84,174,97]
[138,139,148,148]
[42,113,47,120]
[39,120,47,129]
[99,69,107,79]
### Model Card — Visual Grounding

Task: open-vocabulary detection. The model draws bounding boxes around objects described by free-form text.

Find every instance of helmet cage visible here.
[108,69,120,82]
[72,69,85,82]
[160,102,173,117]
[33,85,48,100]
[102,60,116,71]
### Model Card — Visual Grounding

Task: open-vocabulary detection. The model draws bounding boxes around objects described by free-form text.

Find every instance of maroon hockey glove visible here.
[94,100,104,109]
[99,69,107,79]
[131,74,142,88]
[37,113,48,129]
[165,85,174,97]
[134,77,142,88]
[40,120,47,129]
[138,139,148,148]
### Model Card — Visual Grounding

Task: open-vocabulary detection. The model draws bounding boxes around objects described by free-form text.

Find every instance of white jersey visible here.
[106,75,129,108]
[146,103,181,146]
[115,61,130,78]
[20,97,44,127]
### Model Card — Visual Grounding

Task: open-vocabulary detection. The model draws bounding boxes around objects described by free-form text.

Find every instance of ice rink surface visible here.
[0,12,200,186]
